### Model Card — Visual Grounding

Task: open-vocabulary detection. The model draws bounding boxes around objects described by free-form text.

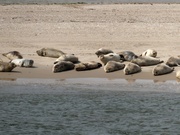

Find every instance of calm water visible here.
[0,78,180,134]
[0,0,180,4]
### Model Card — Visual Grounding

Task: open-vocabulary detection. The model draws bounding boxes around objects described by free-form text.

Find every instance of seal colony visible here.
[1,48,180,80]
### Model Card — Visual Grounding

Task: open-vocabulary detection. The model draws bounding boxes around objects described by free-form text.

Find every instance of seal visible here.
[95,48,114,57]
[36,48,65,58]
[131,56,163,66]
[152,64,174,76]
[166,57,180,67]
[140,49,157,57]
[54,54,79,64]
[176,70,180,79]
[123,63,141,75]
[104,61,125,73]
[2,51,23,60]
[52,61,75,73]
[0,61,16,72]
[11,59,34,67]
[75,61,102,71]
[99,53,122,65]
[117,51,138,61]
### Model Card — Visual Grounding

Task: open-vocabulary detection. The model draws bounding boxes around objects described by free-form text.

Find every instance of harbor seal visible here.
[104,61,125,73]
[95,48,114,57]
[52,61,75,73]
[2,51,23,60]
[140,49,157,57]
[0,61,16,72]
[36,48,65,58]
[166,57,180,67]
[54,54,79,64]
[176,70,180,79]
[75,61,102,71]
[99,53,122,65]
[123,63,141,75]
[131,56,163,66]
[11,59,34,67]
[117,51,138,61]
[152,64,174,76]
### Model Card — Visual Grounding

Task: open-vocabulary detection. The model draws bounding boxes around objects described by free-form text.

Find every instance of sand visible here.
[0,4,180,82]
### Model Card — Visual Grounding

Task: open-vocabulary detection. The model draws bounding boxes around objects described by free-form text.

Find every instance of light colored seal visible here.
[123,63,141,75]
[52,61,75,73]
[0,61,16,72]
[104,61,125,73]
[54,54,79,64]
[176,70,180,79]
[11,59,34,67]
[99,53,122,65]
[2,51,23,60]
[140,49,157,57]
[75,61,102,71]
[166,57,180,67]
[152,64,174,76]
[95,48,114,57]
[36,48,65,58]
[131,56,163,66]
[117,51,138,61]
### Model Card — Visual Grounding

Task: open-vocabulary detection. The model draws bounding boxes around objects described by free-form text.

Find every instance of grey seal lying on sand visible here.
[0,61,16,72]
[140,49,157,57]
[54,54,79,64]
[11,59,34,67]
[117,51,138,61]
[95,48,114,57]
[104,61,125,73]
[176,70,180,79]
[75,61,102,71]
[123,63,141,75]
[36,48,65,58]
[2,51,23,60]
[52,61,75,73]
[99,53,122,65]
[131,56,163,66]
[152,64,174,76]
[166,56,180,67]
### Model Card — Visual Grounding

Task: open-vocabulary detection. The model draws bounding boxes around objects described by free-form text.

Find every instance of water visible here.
[0,78,180,134]
[0,0,180,4]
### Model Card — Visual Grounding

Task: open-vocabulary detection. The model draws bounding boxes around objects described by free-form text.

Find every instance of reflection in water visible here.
[126,79,136,83]
[0,78,16,81]
[153,79,166,84]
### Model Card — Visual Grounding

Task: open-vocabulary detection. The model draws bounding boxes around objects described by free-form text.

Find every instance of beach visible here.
[0,4,180,81]
[1,4,180,134]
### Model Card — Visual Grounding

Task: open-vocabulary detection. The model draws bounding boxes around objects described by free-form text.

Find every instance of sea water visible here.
[0,0,180,4]
[0,78,180,134]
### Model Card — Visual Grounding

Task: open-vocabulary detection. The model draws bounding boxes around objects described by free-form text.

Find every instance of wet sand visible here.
[0,4,180,82]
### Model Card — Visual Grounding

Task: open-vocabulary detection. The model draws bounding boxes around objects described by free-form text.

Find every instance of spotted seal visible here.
[0,61,16,72]
[99,53,122,65]
[2,51,23,60]
[166,56,180,67]
[131,56,163,66]
[36,48,65,58]
[176,70,180,79]
[54,54,79,64]
[11,59,34,67]
[117,51,138,61]
[123,63,141,75]
[75,61,102,71]
[152,64,174,76]
[140,49,157,57]
[104,61,125,73]
[95,48,114,57]
[52,61,75,73]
